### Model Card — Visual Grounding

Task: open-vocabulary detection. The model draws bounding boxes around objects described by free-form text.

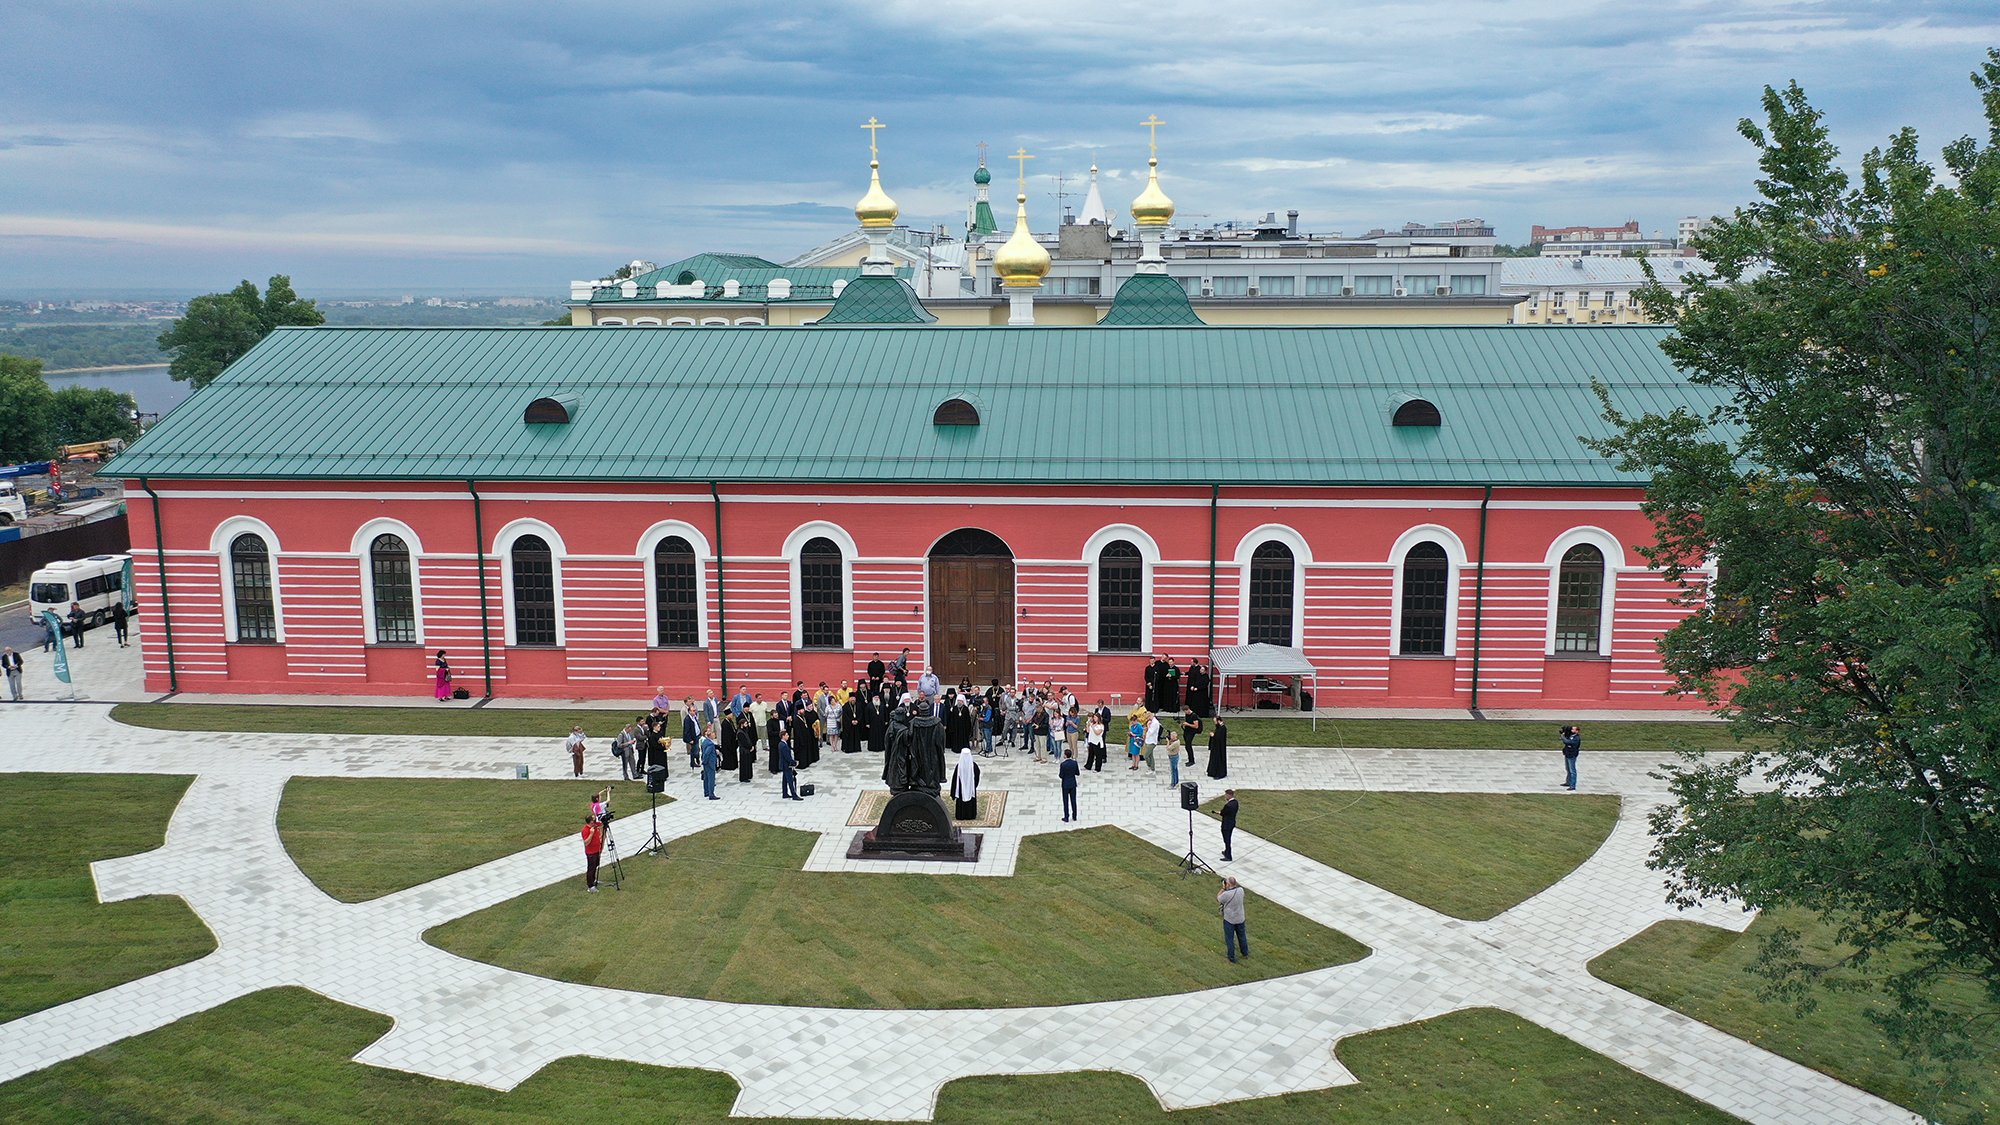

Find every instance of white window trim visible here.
[596,317,628,326]
[1388,524,1468,657]
[783,521,856,651]
[1083,524,1160,655]
[351,518,426,647]
[211,515,287,644]
[1543,526,1625,657]
[494,519,568,647]
[1233,524,1312,648]
[637,520,711,648]
[631,317,663,326]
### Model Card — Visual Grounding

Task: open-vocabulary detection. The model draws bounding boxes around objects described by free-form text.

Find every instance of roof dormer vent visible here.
[525,393,579,424]
[933,398,980,426]
[1392,398,1441,427]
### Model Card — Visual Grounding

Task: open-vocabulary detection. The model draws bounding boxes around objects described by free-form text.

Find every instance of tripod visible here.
[599,818,626,891]
[639,782,668,857]
[1178,806,1213,880]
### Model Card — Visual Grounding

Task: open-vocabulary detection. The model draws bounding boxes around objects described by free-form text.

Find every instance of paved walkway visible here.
[0,703,1913,1124]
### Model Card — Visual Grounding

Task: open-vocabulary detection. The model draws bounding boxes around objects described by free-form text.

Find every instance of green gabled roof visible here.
[113,324,1727,486]
[591,254,911,304]
[1098,272,1205,326]
[813,274,937,324]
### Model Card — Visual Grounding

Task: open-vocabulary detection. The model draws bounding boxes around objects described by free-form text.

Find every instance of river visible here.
[41,365,192,418]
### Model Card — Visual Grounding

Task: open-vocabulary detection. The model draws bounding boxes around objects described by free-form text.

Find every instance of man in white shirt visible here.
[1143,712,1161,772]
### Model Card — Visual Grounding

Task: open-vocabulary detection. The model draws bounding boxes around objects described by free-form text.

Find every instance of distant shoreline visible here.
[42,363,169,374]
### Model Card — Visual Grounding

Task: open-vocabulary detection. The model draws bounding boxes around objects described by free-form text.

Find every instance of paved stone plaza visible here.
[0,696,1919,1125]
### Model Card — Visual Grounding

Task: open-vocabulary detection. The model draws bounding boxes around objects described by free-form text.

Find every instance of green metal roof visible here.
[1099,273,1206,326]
[113,324,1726,486]
[592,253,908,304]
[813,275,937,324]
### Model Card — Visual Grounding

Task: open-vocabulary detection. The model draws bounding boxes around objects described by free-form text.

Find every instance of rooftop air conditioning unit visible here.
[1202,287,1214,297]
[1393,286,1408,297]
[1247,286,1259,297]
[1435,285,1451,296]
[1341,286,1354,296]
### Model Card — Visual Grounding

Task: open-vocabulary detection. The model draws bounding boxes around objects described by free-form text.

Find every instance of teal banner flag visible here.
[41,610,70,684]
[122,556,137,612]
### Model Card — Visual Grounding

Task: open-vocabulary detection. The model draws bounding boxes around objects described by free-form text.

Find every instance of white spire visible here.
[1078,162,1109,226]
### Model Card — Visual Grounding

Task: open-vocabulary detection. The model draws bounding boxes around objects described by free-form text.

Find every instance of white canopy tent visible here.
[1207,644,1319,729]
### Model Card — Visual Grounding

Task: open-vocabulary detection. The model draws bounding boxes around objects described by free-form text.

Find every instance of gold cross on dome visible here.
[977,140,988,165]
[1141,114,1166,157]
[861,116,886,159]
[1009,147,1035,192]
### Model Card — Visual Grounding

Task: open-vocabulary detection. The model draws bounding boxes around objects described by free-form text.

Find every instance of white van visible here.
[28,554,135,629]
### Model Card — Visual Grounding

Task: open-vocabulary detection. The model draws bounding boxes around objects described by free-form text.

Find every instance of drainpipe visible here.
[139,478,179,692]
[1206,484,1220,650]
[467,480,494,698]
[1469,484,1492,715]
[710,481,729,693]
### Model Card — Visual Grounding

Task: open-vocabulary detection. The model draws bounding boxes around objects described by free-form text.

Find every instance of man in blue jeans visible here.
[1560,724,1582,790]
[1218,876,1248,962]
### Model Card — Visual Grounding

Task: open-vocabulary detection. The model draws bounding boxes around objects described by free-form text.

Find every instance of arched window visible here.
[1554,544,1606,653]
[800,537,844,649]
[230,533,276,642]
[654,536,698,647]
[511,534,556,646]
[1097,540,1143,651]
[1248,541,1295,646]
[369,533,416,644]
[1399,542,1449,654]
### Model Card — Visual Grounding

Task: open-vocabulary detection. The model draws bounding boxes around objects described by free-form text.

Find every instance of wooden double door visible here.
[928,555,1014,685]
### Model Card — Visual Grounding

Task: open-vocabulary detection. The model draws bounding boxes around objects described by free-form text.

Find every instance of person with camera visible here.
[1560,724,1582,790]
[580,813,606,891]
[1218,876,1249,963]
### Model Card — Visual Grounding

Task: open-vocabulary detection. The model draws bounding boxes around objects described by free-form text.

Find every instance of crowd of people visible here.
[580,650,1236,798]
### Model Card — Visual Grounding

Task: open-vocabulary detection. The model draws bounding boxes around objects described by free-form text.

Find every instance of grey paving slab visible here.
[0,701,1918,1125]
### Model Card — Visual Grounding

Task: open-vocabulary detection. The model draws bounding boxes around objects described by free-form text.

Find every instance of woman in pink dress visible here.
[434,650,452,701]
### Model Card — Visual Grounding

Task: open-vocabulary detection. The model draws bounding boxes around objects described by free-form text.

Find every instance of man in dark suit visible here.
[1219,789,1239,862]
[778,734,801,800]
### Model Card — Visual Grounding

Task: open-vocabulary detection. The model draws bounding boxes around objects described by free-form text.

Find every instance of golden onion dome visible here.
[855,159,898,228]
[1130,157,1175,226]
[993,193,1051,286]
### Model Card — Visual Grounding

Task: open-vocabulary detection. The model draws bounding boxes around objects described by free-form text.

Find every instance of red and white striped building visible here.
[117,323,1721,709]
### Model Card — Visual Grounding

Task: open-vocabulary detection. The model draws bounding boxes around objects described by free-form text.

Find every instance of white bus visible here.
[28,554,135,630]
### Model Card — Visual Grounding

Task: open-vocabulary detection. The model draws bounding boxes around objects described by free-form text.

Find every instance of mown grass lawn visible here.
[1201,790,1621,920]
[279,776,645,902]
[1591,909,1999,1121]
[112,702,648,739]
[0,987,1745,1124]
[428,819,1367,1009]
[0,773,216,1021]
[111,702,1743,754]
[1221,716,1741,752]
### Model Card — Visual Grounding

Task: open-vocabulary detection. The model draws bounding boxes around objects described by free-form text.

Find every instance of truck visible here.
[28,554,136,630]
[0,480,25,525]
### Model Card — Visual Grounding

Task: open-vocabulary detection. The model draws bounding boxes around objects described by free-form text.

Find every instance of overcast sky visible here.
[1,1,1994,294]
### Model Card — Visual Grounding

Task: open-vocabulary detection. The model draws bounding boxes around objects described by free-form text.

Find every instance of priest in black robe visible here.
[735,714,756,782]
[869,687,892,752]
[717,717,739,772]
[792,710,820,768]
[842,694,867,753]
[1160,656,1182,713]
[1143,657,1160,712]
[866,654,886,697]
[1186,659,1212,718]
[944,691,973,753]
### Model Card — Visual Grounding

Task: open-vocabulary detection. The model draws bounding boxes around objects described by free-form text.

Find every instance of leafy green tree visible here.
[156,275,324,388]
[0,354,54,464]
[1595,53,2000,1117]
[541,311,573,326]
[46,386,139,447]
